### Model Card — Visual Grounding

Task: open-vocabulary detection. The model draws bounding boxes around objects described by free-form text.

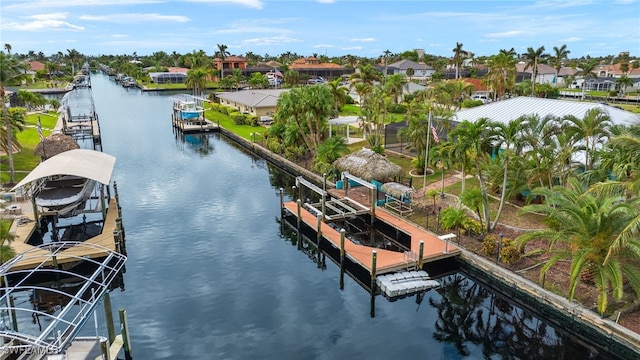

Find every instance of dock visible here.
[283,201,459,275]
[172,116,219,133]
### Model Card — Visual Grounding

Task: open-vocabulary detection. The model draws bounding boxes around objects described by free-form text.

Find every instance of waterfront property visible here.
[214,88,288,117]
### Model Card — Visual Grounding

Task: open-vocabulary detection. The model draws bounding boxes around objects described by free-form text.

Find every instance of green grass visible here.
[616,104,640,113]
[0,112,57,185]
[141,81,219,90]
[204,108,268,140]
[340,104,360,116]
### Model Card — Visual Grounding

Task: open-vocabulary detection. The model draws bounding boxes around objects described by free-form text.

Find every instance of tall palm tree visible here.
[451,42,468,79]
[349,63,381,85]
[326,78,347,114]
[615,75,633,95]
[563,107,611,170]
[406,67,414,82]
[551,44,570,87]
[3,44,11,55]
[0,219,16,264]
[215,44,230,79]
[382,49,392,81]
[576,59,599,98]
[185,67,208,98]
[66,48,82,75]
[523,46,549,95]
[383,73,408,103]
[517,178,640,315]
[489,118,523,230]
[486,51,516,100]
[449,118,493,232]
[519,114,561,188]
[0,51,28,184]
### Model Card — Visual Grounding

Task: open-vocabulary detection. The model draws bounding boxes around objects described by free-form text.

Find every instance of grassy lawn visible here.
[0,111,57,185]
[617,104,640,113]
[203,108,268,140]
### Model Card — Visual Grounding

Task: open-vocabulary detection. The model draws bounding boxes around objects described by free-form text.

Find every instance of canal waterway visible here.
[87,73,620,359]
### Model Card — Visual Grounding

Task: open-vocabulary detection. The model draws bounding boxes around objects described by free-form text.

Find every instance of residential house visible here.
[596,63,640,78]
[213,56,248,76]
[385,59,435,79]
[516,62,556,84]
[214,89,289,117]
[288,57,350,80]
[463,78,491,101]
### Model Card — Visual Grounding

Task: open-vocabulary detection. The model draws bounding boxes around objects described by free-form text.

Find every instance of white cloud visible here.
[185,0,264,9]
[341,46,363,51]
[313,44,335,48]
[485,30,526,38]
[111,34,128,38]
[3,0,162,10]
[241,36,301,46]
[350,37,376,42]
[80,13,190,23]
[560,36,584,42]
[2,12,84,31]
[317,0,335,3]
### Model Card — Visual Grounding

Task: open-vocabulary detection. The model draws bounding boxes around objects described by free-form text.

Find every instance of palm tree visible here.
[3,44,11,55]
[0,107,25,154]
[576,59,599,98]
[519,114,561,188]
[383,73,408,103]
[66,48,82,75]
[550,45,570,88]
[382,49,392,81]
[185,67,208,98]
[615,75,633,95]
[0,219,16,264]
[449,118,493,232]
[440,206,469,239]
[326,78,348,115]
[517,178,640,315]
[489,118,523,230]
[0,51,28,184]
[523,46,549,95]
[486,51,516,100]
[315,136,348,166]
[451,42,468,79]
[215,44,230,79]
[563,107,611,170]
[184,50,209,69]
[406,67,414,82]
[349,63,381,85]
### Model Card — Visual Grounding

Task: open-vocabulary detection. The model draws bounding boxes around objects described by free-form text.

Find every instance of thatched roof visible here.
[333,148,404,182]
[34,133,80,159]
[381,182,413,200]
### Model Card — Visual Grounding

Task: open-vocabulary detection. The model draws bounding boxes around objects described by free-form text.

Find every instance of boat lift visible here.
[295,173,373,221]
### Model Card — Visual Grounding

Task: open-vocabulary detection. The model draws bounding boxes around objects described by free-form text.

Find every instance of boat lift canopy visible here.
[0,242,127,354]
[11,149,116,191]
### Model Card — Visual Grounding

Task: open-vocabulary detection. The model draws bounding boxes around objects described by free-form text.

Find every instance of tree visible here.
[449,118,493,232]
[440,206,468,239]
[382,49,392,80]
[326,78,346,113]
[0,52,28,184]
[576,59,599,98]
[249,72,269,89]
[383,73,408,103]
[489,118,523,230]
[66,48,82,75]
[0,219,16,264]
[615,75,633,95]
[215,44,230,79]
[315,136,348,166]
[550,45,570,88]
[406,67,414,82]
[486,51,516,100]
[0,107,26,155]
[3,44,11,55]
[517,178,640,315]
[563,107,611,170]
[184,50,209,70]
[523,46,549,95]
[186,67,208,98]
[274,85,333,155]
[349,63,381,85]
[451,42,468,79]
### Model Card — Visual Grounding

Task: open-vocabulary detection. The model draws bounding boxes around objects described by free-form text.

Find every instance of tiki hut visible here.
[34,134,80,160]
[333,148,404,182]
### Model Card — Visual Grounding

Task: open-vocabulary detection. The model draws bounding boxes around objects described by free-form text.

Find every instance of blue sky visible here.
[1,0,639,59]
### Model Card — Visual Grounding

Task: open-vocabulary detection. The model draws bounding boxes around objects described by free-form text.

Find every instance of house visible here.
[213,56,248,76]
[385,59,435,79]
[214,89,289,117]
[28,61,45,72]
[288,57,351,80]
[596,63,640,78]
[516,62,556,84]
[463,78,491,100]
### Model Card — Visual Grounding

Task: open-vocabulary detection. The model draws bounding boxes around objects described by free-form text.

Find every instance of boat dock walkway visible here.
[283,201,459,275]
[8,197,123,271]
[172,117,219,133]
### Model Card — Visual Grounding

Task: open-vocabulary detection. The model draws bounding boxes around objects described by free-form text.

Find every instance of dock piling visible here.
[104,292,116,343]
[371,250,377,291]
[100,336,111,360]
[316,214,323,267]
[119,308,133,360]
[296,199,302,250]
[279,188,284,215]
[418,241,424,269]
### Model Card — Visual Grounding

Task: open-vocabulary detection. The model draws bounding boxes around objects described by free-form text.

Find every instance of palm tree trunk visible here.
[475,158,491,233]
[461,165,466,195]
[491,156,509,231]
[1,90,15,184]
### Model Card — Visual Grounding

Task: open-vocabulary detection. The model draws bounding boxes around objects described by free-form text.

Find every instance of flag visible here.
[430,125,439,143]
[274,68,283,78]
[37,117,44,141]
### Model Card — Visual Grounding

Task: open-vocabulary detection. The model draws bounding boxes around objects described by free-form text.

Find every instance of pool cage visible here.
[149,72,187,84]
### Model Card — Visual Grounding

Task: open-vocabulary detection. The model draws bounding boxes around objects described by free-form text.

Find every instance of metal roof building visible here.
[453,97,640,126]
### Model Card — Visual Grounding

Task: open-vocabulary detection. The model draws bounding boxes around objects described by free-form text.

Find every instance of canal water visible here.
[87,73,619,359]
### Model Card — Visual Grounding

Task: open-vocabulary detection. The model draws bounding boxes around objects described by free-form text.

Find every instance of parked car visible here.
[307,77,327,85]
[472,94,490,104]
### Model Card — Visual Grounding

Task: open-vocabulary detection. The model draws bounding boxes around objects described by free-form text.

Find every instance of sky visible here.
[1,0,639,59]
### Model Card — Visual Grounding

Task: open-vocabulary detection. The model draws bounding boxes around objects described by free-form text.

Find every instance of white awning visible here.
[12,149,116,191]
[329,116,360,125]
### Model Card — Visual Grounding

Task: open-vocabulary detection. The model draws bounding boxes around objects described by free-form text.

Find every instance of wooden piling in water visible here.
[104,292,116,343]
[279,188,284,215]
[296,199,302,250]
[418,241,424,269]
[119,308,132,360]
[316,214,322,268]
[370,250,377,291]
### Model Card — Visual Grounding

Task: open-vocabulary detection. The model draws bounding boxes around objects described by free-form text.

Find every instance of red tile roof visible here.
[28,61,45,71]
[463,78,488,91]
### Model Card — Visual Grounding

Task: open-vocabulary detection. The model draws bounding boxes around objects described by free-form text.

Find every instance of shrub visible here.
[461,218,482,237]
[609,90,618,97]
[482,234,498,255]
[387,103,406,114]
[461,99,483,108]
[248,115,259,127]
[499,238,521,264]
[345,94,355,105]
[230,112,246,125]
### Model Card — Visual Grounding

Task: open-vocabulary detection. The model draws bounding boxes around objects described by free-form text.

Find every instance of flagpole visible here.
[422,111,432,191]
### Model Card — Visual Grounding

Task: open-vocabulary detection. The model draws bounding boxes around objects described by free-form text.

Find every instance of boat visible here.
[34,175,96,216]
[173,97,204,121]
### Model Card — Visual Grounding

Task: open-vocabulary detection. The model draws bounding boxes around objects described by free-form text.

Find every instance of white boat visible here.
[173,97,204,121]
[34,175,96,216]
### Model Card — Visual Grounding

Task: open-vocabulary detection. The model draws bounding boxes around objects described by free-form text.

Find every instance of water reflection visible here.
[173,131,215,157]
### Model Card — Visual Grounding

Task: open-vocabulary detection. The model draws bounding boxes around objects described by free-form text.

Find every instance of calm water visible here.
[85,74,618,360]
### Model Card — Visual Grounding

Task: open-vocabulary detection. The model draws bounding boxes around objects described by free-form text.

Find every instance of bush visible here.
[230,112,246,125]
[387,103,406,114]
[345,94,355,105]
[609,90,618,97]
[461,99,483,108]
[499,238,521,264]
[266,137,285,154]
[482,234,498,255]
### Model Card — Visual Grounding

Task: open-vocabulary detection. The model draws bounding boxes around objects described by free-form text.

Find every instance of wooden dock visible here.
[172,117,219,133]
[8,198,122,271]
[283,201,459,275]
